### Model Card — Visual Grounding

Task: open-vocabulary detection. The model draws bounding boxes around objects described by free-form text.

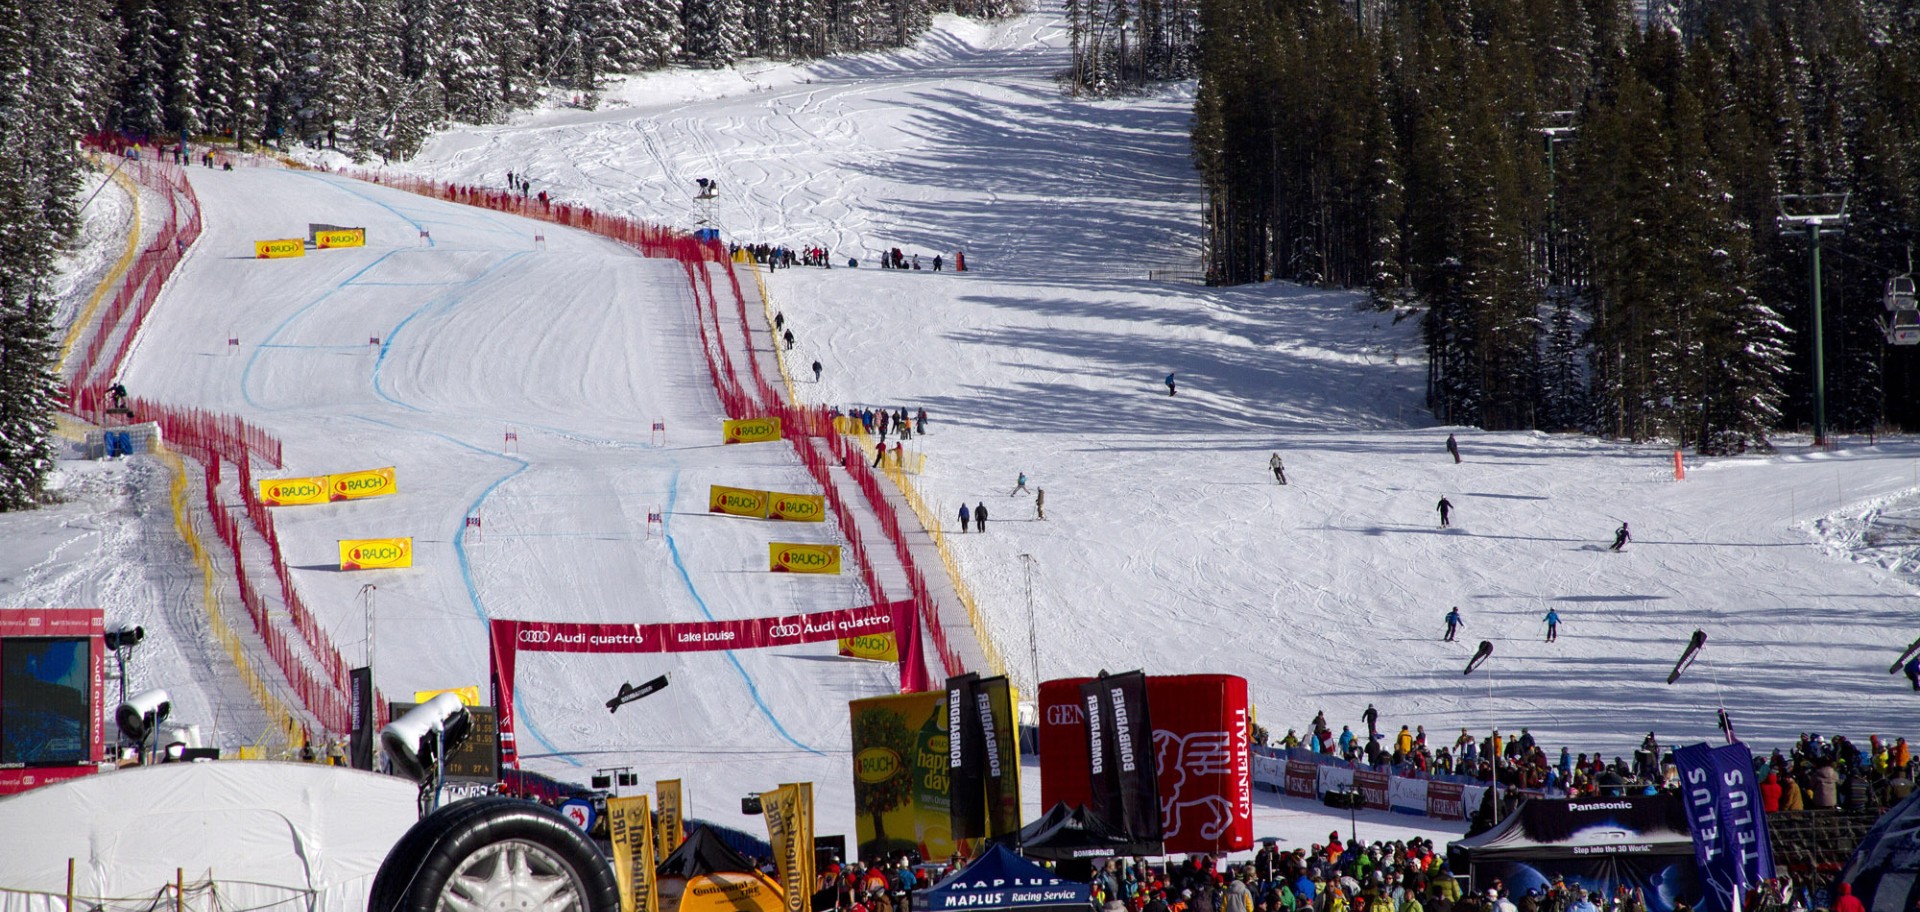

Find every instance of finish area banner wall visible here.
[1038,674,1253,853]
[491,602,929,765]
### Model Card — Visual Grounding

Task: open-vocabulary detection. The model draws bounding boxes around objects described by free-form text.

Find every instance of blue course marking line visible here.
[660,467,824,756]
[293,171,436,247]
[242,250,399,410]
[370,251,529,410]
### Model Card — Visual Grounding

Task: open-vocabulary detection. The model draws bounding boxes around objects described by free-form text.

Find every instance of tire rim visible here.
[439,838,590,912]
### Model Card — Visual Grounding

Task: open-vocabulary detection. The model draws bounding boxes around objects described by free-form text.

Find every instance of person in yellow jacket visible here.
[1400,891,1426,912]
[1396,726,1415,756]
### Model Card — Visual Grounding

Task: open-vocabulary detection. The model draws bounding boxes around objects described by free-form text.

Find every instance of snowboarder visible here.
[1165,373,1177,396]
[812,360,822,382]
[1269,453,1287,485]
[974,501,988,532]
[783,329,795,350]
[959,502,971,533]
[1011,472,1029,496]
[872,441,886,468]
[1035,488,1045,520]
[1446,433,1460,463]
[1610,522,1630,551]
[1544,609,1561,643]
[1437,496,1453,528]
[108,383,128,409]
[1906,655,1920,691]
[1444,607,1463,642]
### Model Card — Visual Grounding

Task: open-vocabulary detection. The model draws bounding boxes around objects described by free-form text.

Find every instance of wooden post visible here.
[66,858,74,912]
[176,868,184,912]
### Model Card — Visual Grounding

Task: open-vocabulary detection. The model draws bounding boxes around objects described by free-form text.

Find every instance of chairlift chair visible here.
[1886,275,1917,311]
[1882,309,1920,346]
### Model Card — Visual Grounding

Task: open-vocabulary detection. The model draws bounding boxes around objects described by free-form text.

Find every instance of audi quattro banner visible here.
[257,475,328,506]
[770,542,841,574]
[254,238,305,258]
[339,537,413,570]
[490,601,929,765]
[723,417,783,444]
[329,466,396,501]
[768,492,825,522]
[710,485,770,519]
[314,227,366,249]
[1038,674,1253,853]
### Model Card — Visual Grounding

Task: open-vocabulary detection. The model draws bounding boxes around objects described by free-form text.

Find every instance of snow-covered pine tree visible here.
[680,0,745,67]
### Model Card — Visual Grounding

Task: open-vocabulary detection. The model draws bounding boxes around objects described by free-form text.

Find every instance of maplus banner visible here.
[770,542,841,574]
[1038,674,1253,853]
[329,466,396,501]
[723,417,783,444]
[768,492,826,522]
[315,228,366,248]
[1675,742,1775,911]
[491,601,928,766]
[254,238,305,258]
[710,485,770,519]
[339,537,412,570]
[257,475,328,506]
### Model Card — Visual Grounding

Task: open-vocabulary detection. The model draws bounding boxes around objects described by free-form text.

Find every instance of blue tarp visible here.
[913,844,1091,912]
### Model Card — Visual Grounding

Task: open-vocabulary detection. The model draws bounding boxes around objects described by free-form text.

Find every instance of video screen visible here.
[1,638,92,764]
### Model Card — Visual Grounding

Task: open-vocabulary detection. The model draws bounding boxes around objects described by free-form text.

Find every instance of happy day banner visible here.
[339,537,413,570]
[770,542,841,574]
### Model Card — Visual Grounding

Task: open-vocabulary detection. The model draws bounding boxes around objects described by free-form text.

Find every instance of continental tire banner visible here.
[254,238,305,258]
[258,476,328,506]
[723,417,783,444]
[315,227,366,248]
[769,542,841,574]
[838,633,899,662]
[339,537,413,570]
[1039,674,1252,853]
[608,795,659,912]
[709,485,770,519]
[975,676,1022,838]
[947,673,986,841]
[330,466,397,501]
[656,779,684,858]
[850,690,960,862]
[760,783,815,912]
[768,492,826,523]
[491,602,931,766]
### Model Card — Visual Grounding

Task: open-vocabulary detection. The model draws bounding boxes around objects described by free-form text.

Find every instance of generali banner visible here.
[257,475,328,506]
[608,795,659,912]
[722,417,783,444]
[330,466,396,501]
[254,238,305,258]
[1039,674,1253,853]
[490,601,929,765]
[760,782,815,912]
[339,537,413,570]
[769,542,841,574]
[710,485,770,519]
[315,228,366,248]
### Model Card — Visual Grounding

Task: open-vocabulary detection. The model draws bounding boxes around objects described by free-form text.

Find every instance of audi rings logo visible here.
[768,623,803,638]
[519,629,555,643]
[1046,703,1085,726]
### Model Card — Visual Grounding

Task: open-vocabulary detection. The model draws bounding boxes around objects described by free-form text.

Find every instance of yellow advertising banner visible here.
[338,537,413,570]
[608,795,658,912]
[257,476,328,506]
[656,779,684,858]
[760,783,815,912]
[253,238,305,259]
[413,686,482,706]
[850,690,959,862]
[837,633,899,662]
[315,228,366,249]
[708,485,770,519]
[767,492,825,523]
[722,417,783,445]
[329,466,397,501]
[769,542,841,575]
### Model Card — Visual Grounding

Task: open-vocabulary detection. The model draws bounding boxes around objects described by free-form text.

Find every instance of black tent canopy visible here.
[993,802,1163,860]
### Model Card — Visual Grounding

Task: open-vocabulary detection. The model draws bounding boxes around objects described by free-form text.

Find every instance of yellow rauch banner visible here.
[329,466,397,501]
[257,475,328,506]
[656,779,684,858]
[253,238,305,259]
[722,417,783,445]
[608,795,658,912]
[837,633,899,662]
[339,537,413,570]
[759,783,815,912]
[314,228,366,249]
[708,485,770,519]
[769,542,841,574]
[850,691,958,862]
[767,492,825,523]
[413,686,482,706]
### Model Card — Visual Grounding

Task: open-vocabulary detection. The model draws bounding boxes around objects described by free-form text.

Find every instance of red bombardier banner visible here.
[1038,674,1253,854]
[491,602,929,766]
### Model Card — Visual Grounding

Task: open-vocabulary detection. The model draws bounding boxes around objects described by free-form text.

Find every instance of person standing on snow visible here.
[959,502,971,533]
[1035,488,1045,520]
[1362,704,1379,739]
[1165,373,1177,396]
[1610,522,1630,551]
[933,255,943,271]
[1543,608,1561,642]
[1269,453,1287,485]
[812,360,822,382]
[974,501,989,532]
[1444,607,1463,642]
[1437,496,1454,528]
[915,408,927,435]
[1446,433,1460,463]
[1011,472,1029,496]
[783,328,795,350]
[872,442,886,468]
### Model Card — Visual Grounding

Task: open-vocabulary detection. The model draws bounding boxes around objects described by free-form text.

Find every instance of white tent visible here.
[0,763,418,912]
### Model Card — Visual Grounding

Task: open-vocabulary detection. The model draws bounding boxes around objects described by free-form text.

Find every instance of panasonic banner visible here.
[1674,742,1775,912]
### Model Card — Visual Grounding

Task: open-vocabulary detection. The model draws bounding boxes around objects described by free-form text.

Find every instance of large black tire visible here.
[369,797,619,912]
